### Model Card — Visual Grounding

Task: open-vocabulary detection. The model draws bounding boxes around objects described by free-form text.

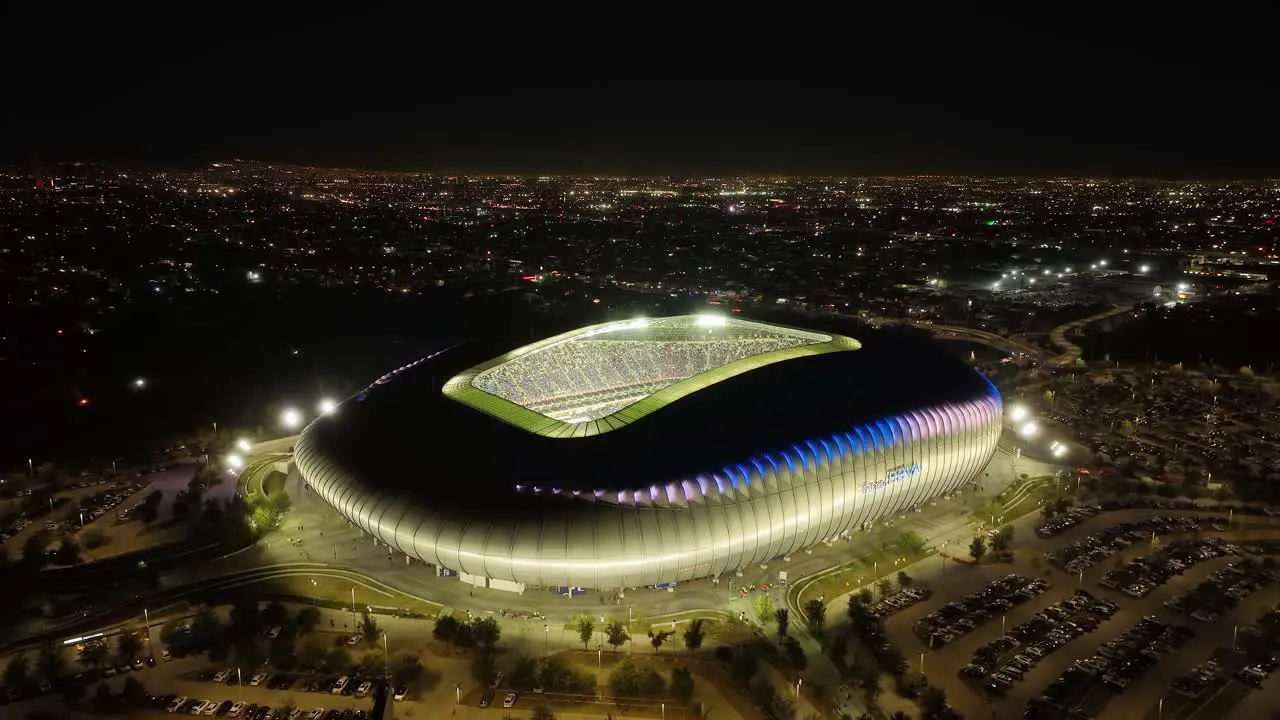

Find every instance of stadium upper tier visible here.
[447,315,857,437]
[295,315,1003,589]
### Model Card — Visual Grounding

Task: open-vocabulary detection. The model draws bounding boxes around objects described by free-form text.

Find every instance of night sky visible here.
[5,4,1276,177]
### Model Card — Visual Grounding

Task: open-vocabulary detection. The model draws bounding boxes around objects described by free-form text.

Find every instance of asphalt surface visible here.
[870,507,1280,720]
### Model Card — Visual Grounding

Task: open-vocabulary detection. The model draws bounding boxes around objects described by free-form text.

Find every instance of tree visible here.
[538,655,593,693]
[775,608,790,637]
[269,635,298,670]
[896,571,913,588]
[470,616,501,650]
[37,645,65,680]
[754,594,776,623]
[296,606,321,634]
[391,653,424,686]
[605,621,630,650]
[359,611,380,643]
[968,536,987,563]
[919,686,948,717]
[121,676,149,707]
[781,636,807,671]
[531,705,556,720]
[80,528,109,549]
[22,533,49,568]
[117,631,142,662]
[992,525,1014,552]
[876,578,894,598]
[78,642,108,669]
[298,640,325,669]
[648,629,673,652]
[189,608,223,651]
[470,651,496,686]
[574,615,595,649]
[325,647,351,671]
[92,681,115,713]
[53,536,80,565]
[59,678,86,705]
[803,599,826,636]
[853,664,881,705]
[683,618,705,650]
[234,638,265,670]
[229,600,261,637]
[4,653,29,689]
[203,497,223,524]
[509,656,538,691]
[453,622,474,648]
[433,615,460,647]
[262,602,290,629]
[730,650,759,684]
[609,659,665,698]
[670,667,695,704]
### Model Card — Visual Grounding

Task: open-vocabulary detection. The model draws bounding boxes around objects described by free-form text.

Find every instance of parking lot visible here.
[881,503,1280,720]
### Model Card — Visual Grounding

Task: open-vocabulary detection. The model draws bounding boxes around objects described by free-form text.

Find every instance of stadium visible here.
[294,315,1003,592]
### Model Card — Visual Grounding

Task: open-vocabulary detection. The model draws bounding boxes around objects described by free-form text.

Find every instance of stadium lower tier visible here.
[294,394,1002,590]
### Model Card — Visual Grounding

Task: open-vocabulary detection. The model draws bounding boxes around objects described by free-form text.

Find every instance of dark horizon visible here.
[4,4,1278,177]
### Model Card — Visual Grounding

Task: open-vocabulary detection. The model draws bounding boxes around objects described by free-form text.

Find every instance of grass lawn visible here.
[237,573,442,617]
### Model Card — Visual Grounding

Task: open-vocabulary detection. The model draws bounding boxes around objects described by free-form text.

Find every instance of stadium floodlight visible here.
[280,407,303,430]
[226,454,243,469]
[1008,405,1028,423]
[1019,421,1039,439]
[696,314,727,328]
[236,438,252,453]
[1052,444,1068,458]
[318,398,338,415]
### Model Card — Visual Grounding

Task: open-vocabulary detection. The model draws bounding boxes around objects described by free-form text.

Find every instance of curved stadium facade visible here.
[295,315,1002,590]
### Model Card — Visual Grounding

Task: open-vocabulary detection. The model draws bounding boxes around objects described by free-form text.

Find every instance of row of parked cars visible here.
[1099,537,1237,599]
[1035,504,1103,538]
[964,590,1119,694]
[160,695,370,719]
[1046,515,1208,575]
[198,668,407,702]
[1164,558,1278,622]
[1024,616,1193,719]
[870,585,930,616]
[916,574,1048,648]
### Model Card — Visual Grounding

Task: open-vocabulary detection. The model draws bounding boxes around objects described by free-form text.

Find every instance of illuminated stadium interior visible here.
[443,315,861,437]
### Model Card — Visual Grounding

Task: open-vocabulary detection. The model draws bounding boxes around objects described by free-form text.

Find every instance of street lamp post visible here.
[919,652,925,675]
[382,630,390,679]
[143,608,153,660]
[543,624,550,657]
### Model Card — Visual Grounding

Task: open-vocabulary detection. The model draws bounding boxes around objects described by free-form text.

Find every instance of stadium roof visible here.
[303,317,998,510]
[442,315,859,438]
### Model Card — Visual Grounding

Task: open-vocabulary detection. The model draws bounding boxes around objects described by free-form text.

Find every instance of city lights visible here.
[280,408,303,430]
[1008,405,1028,423]
[132,377,147,389]
[1019,421,1040,439]
[226,454,244,469]
[236,438,252,453]
[318,398,338,415]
